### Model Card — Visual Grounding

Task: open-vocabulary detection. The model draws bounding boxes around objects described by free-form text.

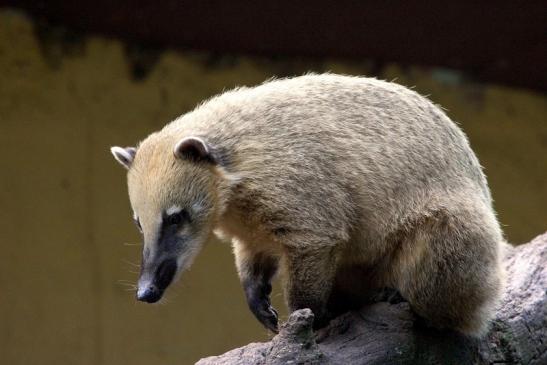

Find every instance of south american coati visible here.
[111,74,504,337]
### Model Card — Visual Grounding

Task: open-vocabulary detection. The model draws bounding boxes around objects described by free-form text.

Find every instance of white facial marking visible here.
[166,205,182,216]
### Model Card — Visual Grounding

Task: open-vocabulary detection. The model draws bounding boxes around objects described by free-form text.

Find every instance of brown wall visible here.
[0,10,545,365]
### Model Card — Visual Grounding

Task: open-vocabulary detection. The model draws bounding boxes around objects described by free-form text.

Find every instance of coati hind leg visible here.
[233,241,280,332]
[327,264,388,317]
[392,205,503,337]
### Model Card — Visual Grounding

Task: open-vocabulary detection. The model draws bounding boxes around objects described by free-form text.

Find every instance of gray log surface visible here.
[197,233,547,365]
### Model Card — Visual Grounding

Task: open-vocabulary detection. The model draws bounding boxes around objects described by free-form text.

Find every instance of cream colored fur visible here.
[114,74,504,336]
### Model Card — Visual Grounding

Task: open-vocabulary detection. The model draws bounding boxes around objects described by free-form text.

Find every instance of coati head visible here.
[111,134,228,303]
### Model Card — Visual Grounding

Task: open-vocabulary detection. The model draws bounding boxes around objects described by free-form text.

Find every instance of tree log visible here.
[197,233,547,365]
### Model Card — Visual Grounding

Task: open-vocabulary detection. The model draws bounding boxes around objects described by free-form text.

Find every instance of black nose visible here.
[136,285,162,303]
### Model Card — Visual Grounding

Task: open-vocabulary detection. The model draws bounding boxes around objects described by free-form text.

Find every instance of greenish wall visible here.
[0,10,545,365]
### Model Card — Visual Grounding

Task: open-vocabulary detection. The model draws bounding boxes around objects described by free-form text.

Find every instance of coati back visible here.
[111,74,504,336]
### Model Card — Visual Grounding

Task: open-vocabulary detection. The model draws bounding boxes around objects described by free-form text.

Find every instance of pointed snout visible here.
[136,258,178,304]
[136,284,163,303]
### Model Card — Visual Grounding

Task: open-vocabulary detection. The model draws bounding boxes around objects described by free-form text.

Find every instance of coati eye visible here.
[165,210,188,226]
[134,217,142,233]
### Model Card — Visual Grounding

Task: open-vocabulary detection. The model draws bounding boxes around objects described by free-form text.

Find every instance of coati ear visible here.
[110,146,136,169]
[173,136,216,163]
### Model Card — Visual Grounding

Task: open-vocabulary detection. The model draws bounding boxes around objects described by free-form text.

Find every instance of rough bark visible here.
[197,233,547,365]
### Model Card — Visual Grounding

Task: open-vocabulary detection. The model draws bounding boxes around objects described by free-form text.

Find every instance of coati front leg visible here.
[283,244,339,329]
[233,242,280,332]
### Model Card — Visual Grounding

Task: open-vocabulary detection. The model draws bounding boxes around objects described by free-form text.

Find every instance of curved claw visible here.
[258,305,279,333]
[249,296,279,333]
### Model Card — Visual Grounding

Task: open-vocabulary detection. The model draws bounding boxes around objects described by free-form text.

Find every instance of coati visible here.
[111,74,504,337]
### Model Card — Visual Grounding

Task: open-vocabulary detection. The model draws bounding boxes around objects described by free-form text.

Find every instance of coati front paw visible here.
[245,283,279,333]
[250,298,279,333]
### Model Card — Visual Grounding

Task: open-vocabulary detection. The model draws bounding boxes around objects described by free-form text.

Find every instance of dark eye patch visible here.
[163,209,190,227]
[158,209,190,252]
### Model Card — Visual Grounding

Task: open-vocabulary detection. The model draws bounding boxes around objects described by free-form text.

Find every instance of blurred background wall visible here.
[0,3,545,364]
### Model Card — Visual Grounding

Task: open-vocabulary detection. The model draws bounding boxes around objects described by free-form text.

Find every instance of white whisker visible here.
[123,242,142,246]
[121,259,140,267]
[117,279,137,289]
